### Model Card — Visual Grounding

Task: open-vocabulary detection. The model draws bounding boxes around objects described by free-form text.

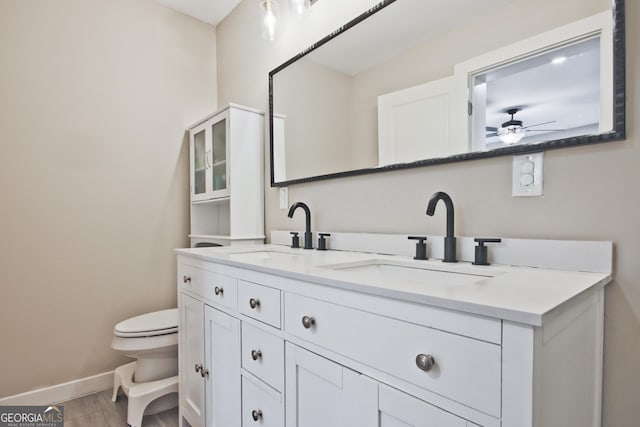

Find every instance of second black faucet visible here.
[426,191,457,263]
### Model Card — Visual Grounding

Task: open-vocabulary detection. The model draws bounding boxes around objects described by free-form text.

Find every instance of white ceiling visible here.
[154,0,241,26]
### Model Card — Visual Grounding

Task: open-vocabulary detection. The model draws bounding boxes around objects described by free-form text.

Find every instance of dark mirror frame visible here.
[268,0,625,187]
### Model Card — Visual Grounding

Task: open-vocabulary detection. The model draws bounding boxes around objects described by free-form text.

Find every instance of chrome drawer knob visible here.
[183,275,191,284]
[194,363,202,373]
[251,349,262,361]
[200,367,209,378]
[415,354,436,372]
[251,409,263,421]
[301,316,316,329]
[214,286,224,296]
[249,298,260,309]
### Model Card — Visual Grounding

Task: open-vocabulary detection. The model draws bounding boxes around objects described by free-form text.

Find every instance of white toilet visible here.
[111,308,179,427]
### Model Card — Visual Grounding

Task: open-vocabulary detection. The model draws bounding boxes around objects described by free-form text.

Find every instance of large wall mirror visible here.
[269,0,625,186]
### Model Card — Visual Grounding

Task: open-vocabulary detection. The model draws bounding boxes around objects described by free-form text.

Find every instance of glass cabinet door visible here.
[193,129,207,196]
[211,119,227,192]
[190,111,230,202]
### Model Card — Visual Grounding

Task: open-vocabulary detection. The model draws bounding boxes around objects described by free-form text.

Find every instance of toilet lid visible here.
[114,308,178,337]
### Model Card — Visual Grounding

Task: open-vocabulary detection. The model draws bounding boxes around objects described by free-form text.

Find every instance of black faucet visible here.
[426,192,457,263]
[288,202,313,249]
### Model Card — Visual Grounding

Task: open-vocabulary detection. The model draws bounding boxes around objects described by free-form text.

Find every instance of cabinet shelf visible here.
[189,234,266,240]
[191,197,230,206]
[189,234,266,248]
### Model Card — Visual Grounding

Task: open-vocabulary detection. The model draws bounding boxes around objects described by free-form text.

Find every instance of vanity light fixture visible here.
[261,0,280,41]
[290,0,310,16]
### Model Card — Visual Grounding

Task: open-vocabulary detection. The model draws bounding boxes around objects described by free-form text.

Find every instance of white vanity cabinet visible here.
[284,291,502,418]
[177,252,606,427]
[285,343,477,427]
[178,263,241,427]
[285,343,370,427]
[238,282,286,426]
[179,293,204,424]
[203,306,241,426]
[375,383,478,427]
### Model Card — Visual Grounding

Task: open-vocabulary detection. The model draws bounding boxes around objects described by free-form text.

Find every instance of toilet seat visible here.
[114,308,178,338]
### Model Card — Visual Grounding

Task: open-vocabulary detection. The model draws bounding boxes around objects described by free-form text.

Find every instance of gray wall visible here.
[216,0,640,425]
[0,0,216,397]
[275,58,352,180]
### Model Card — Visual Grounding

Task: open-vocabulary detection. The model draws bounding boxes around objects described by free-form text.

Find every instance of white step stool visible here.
[112,362,178,427]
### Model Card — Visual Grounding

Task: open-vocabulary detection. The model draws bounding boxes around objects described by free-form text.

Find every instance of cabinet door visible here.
[204,305,241,427]
[189,112,230,202]
[285,343,375,427]
[209,112,230,198]
[377,383,471,427]
[180,294,205,426]
[190,122,211,202]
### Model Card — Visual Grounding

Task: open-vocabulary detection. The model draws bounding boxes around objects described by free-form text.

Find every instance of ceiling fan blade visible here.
[522,120,556,129]
[486,132,498,137]
[486,126,498,132]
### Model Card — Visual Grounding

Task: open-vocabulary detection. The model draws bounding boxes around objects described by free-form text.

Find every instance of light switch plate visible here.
[512,153,544,197]
[279,187,289,209]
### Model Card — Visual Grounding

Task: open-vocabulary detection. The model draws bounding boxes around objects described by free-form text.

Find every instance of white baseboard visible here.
[0,371,114,405]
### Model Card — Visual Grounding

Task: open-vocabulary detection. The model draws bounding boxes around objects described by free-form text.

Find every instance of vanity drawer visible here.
[179,263,207,298]
[238,280,281,328]
[284,292,502,417]
[179,264,237,310]
[242,322,285,392]
[242,374,284,427]
[200,269,237,310]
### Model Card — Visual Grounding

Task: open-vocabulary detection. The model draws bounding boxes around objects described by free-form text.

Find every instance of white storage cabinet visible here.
[188,104,264,247]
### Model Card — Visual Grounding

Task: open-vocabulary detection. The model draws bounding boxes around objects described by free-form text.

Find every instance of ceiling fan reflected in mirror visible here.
[486,108,565,144]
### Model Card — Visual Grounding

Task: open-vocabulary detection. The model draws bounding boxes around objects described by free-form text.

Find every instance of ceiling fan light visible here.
[498,126,526,144]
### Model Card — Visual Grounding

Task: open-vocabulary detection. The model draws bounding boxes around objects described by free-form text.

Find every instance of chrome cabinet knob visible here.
[200,367,209,378]
[301,316,316,329]
[249,298,260,309]
[183,275,191,284]
[415,354,436,372]
[251,409,263,421]
[214,286,224,296]
[251,349,262,361]
[194,363,202,373]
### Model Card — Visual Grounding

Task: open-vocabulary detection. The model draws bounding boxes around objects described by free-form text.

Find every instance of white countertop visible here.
[175,244,612,326]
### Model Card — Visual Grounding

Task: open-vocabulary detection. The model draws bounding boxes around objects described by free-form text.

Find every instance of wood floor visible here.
[61,389,178,427]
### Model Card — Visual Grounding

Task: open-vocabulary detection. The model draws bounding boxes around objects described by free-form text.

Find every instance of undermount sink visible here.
[319,259,495,286]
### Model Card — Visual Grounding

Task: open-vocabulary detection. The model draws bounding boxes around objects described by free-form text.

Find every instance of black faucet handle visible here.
[473,238,502,266]
[290,231,300,248]
[408,236,428,260]
[474,238,502,244]
[317,233,331,251]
